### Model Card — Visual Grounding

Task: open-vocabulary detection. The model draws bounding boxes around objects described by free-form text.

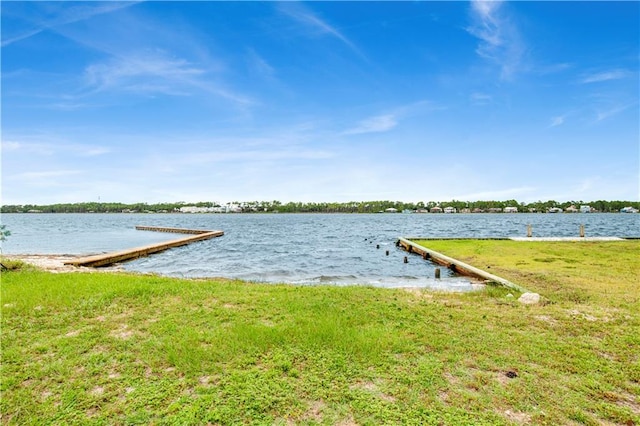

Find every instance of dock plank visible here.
[65,229,223,267]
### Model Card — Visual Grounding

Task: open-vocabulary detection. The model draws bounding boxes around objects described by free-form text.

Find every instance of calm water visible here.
[2,213,638,289]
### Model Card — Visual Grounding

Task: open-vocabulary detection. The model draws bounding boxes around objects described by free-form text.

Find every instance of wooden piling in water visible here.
[65,227,224,267]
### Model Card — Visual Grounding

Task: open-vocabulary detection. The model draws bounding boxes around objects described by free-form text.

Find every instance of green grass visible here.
[1,242,639,425]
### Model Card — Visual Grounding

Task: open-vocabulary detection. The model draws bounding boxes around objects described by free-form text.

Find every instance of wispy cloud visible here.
[4,3,253,108]
[470,92,492,106]
[246,49,276,80]
[594,103,637,122]
[343,101,442,135]
[180,148,334,166]
[536,62,572,75]
[344,114,398,135]
[2,140,111,157]
[277,3,366,60]
[79,50,253,105]
[579,69,631,84]
[549,115,566,127]
[1,2,140,47]
[10,170,83,181]
[84,51,203,92]
[467,0,524,80]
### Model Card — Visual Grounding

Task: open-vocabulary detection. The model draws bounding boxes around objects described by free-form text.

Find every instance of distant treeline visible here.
[2,199,639,214]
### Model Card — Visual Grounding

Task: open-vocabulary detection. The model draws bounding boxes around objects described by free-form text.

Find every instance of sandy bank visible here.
[2,254,123,273]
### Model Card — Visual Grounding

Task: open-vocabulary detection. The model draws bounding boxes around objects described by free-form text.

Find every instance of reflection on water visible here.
[2,213,638,289]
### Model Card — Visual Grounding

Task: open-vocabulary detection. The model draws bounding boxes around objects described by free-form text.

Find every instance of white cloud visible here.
[467,0,524,80]
[580,69,631,84]
[595,103,637,123]
[1,140,111,157]
[10,170,83,181]
[178,148,334,166]
[343,114,398,135]
[2,141,23,151]
[80,50,253,105]
[277,3,366,60]
[470,92,492,105]
[1,2,140,47]
[84,51,202,92]
[549,115,566,127]
[246,49,275,79]
[537,62,572,75]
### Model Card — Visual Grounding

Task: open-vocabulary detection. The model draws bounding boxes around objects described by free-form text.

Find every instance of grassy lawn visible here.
[1,241,639,425]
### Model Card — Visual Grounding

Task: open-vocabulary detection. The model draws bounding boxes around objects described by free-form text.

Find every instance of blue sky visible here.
[2,1,638,205]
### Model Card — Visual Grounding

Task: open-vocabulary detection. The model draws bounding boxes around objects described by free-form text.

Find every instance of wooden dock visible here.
[134,226,212,235]
[65,227,223,268]
[397,237,527,293]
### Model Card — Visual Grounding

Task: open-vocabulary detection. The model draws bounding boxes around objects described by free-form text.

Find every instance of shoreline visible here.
[1,254,124,273]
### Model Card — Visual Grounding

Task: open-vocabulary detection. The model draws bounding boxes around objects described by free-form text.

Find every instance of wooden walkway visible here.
[65,226,223,268]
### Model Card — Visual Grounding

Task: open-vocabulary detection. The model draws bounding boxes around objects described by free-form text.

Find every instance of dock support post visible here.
[404,256,408,264]
[527,224,532,238]
[435,268,441,279]
[580,224,585,238]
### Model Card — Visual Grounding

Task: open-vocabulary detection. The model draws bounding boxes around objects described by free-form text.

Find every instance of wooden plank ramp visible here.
[65,227,223,268]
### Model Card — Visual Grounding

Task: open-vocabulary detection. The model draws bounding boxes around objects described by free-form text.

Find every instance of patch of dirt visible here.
[86,407,99,417]
[336,415,359,426]
[198,376,213,386]
[615,391,640,415]
[444,372,460,386]
[261,319,275,327]
[503,409,532,424]
[567,309,608,322]
[89,386,104,396]
[350,380,396,403]
[110,324,134,340]
[303,400,326,422]
[534,315,558,326]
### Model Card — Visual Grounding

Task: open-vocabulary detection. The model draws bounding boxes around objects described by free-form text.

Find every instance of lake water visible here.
[2,213,638,289]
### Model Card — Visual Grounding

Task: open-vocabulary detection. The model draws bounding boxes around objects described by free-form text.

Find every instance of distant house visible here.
[488,208,503,213]
[443,207,457,214]
[565,205,578,213]
[580,205,592,213]
[621,206,639,213]
[503,206,518,213]
[472,208,485,213]
[548,207,563,213]
[384,208,398,213]
[430,206,443,213]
